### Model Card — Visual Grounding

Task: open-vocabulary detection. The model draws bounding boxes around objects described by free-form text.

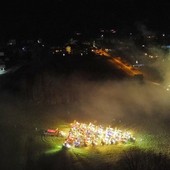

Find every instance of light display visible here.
[63,120,135,148]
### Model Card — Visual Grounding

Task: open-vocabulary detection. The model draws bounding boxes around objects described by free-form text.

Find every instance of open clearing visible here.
[0,99,170,170]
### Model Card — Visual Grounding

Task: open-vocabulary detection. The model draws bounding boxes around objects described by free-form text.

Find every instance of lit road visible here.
[93,49,143,77]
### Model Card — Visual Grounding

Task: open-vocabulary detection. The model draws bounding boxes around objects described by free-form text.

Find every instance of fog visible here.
[1,30,170,132]
[63,26,168,130]
[1,77,170,138]
[1,34,170,170]
[58,77,170,127]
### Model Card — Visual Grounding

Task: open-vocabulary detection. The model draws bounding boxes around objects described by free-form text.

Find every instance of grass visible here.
[0,103,170,170]
[33,121,170,169]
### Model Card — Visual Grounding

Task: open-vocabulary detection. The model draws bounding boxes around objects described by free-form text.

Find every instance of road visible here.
[92,48,143,77]
[92,48,170,92]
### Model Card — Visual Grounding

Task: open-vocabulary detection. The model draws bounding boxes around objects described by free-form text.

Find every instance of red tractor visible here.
[43,128,64,137]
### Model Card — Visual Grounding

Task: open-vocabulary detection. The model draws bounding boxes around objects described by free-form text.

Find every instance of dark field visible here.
[0,52,170,170]
[0,77,170,170]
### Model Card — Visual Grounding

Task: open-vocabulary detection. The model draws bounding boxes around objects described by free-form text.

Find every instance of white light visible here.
[22,47,26,51]
[63,143,71,148]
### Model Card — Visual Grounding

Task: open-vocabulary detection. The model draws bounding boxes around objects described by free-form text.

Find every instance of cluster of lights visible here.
[144,53,158,59]
[63,121,135,148]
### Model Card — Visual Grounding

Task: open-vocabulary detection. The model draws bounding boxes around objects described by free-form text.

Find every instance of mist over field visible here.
[1,0,170,168]
[1,67,170,129]
[1,68,170,169]
[0,31,170,169]
[1,32,170,131]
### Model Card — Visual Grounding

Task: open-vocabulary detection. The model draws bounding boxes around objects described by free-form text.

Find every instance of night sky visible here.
[0,0,170,40]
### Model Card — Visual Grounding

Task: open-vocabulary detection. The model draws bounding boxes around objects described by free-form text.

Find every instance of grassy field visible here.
[1,63,170,169]
[1,39,170,169]
[0,100,170,170]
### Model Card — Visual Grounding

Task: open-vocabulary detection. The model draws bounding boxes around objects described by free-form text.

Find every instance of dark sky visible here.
[0,0,170,40]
